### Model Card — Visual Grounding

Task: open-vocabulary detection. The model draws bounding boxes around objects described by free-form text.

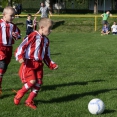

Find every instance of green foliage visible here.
[22,0,40,9]
[62,0,89,9]
[0,0,22,7]
[1,0,8,7]
[76,0,85,4]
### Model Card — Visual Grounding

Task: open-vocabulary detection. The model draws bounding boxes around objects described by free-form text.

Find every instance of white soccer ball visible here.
[88,98,105,114]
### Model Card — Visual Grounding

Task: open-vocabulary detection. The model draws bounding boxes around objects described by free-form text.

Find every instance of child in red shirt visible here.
[0,6,21,95]
[14,18,58,110]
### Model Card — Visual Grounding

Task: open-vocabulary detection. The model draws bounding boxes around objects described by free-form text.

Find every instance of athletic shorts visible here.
[19,59,43,84]
[102,20,108,25]
[0,46,12,74]
[112,32,117,34]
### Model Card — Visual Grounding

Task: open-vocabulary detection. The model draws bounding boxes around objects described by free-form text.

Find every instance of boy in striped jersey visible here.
[0,6,21,95]
[14,18,58,109]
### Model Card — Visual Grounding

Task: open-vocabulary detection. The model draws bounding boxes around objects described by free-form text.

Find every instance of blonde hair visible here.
[38,18,53,28]
[3,6,15,15]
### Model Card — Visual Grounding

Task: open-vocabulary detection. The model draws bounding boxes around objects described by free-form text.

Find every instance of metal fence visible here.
[0,14,116,31]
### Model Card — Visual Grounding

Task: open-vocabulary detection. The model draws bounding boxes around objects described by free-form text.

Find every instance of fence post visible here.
[95,16,97,31]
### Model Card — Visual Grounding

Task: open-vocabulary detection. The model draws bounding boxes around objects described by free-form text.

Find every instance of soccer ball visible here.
[88,98,105,114]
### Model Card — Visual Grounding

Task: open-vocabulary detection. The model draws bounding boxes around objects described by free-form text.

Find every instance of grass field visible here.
[0,16,117,117]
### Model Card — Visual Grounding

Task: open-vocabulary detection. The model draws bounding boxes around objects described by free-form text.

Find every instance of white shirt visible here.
[111,24,117,32]
[39,6,49,18]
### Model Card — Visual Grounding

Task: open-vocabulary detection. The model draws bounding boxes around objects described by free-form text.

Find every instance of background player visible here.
[26,14,33,36]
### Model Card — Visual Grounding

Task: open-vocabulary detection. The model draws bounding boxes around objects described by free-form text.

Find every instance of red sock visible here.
[26,83,41,103]
[26,92,37,103]
[19,82,34,94]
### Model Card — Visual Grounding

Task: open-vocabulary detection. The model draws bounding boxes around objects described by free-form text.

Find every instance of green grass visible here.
[1,16,117,117]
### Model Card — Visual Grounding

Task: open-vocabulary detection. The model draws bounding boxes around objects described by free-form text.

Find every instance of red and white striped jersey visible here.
[0,19,21,46]
[15,31,56,68]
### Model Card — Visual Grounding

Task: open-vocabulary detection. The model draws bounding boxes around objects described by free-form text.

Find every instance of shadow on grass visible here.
[51,53,61,55]
[36,88,117,104]
[41,79,105,91]
[103,109,116,114]
[49,89,115,103]
[35,80,109,103]
[53,20,65,29]
[0,88,20,99]
[15,22,24,26]
[0,93,15,100]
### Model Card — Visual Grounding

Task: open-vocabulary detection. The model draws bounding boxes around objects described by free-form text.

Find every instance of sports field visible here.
[0,16,117,117]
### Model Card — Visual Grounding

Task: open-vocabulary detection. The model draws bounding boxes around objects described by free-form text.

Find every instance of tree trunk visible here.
[94,0,98,14]
[8,0,12,6]
[49,0,53,12]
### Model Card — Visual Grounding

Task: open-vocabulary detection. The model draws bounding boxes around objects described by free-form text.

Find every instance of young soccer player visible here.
[0,6,21,95]
[33,16,38,30]
[14,18,58,110]
[26,14,33,36]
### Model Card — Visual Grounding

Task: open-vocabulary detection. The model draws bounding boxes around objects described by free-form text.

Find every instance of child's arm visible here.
[101,14,103,17]
[35,10,40,15]
[43,45,58,70]
[12,32,20,39]
[26,20,33,28]
[12,25,21,40]
[49,11,52,16]
[28,24,33,27]
[15,36,31,61]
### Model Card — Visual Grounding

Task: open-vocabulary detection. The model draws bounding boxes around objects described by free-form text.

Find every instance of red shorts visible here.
[0,46,12,63]
[19,59,43,84]
[0,46,12,74]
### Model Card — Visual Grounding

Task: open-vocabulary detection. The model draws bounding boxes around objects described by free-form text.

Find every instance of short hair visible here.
[27,14,32,17]
[38,18,53,27]
[3,6,15,15]
[106,10,110,13]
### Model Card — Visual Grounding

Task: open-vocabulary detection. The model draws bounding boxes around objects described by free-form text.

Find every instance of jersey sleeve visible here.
[43,38,57,70]
[13,24,21,40]
[15,34,33,61]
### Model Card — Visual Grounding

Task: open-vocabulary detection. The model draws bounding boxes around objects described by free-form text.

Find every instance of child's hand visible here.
[19,58,24,63]
[110,14,112,16]
[54,65,58,70]
[12,32,18,39]
[50,62,58,70]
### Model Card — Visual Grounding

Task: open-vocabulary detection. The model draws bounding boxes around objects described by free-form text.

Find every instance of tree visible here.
[49,0,53,12]
[8,0,12,6]
[94,0,98,14]
[0,0,22,7]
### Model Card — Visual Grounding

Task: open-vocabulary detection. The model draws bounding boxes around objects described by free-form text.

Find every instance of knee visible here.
[30,80,36,84]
